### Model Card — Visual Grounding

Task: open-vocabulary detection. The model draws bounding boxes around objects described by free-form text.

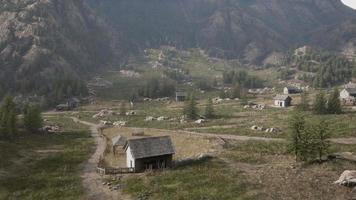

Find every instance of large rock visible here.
[334,170,356,187]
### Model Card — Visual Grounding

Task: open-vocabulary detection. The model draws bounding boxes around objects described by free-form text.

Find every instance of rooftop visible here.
[274,94,292,101]
[125,136,175,159]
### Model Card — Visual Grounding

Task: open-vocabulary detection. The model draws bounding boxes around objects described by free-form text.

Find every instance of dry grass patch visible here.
[102,127,220,167]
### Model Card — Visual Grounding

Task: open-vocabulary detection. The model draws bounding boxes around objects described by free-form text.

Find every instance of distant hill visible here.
[1,0,356,101]
[89,0,356,63]
[0,0,116,102]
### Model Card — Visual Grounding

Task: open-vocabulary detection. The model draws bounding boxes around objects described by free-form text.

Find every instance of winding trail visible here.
[71,117,121,200]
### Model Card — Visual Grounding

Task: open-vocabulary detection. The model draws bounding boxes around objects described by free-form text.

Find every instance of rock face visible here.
[89,0,356,63]
[0,0,115,97]
[335,170,356,187]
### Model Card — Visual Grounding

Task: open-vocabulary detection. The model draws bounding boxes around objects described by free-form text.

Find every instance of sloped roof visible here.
[112,135,127,146]
[285,86,300,92]
[125,136,175,159]
[274,94,292,101]
[345,88,356,95]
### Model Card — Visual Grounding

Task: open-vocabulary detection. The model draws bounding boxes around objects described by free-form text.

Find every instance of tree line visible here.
[0,96,43,140]
[297,88,342,115]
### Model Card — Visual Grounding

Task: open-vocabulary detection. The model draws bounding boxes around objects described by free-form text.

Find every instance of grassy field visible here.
[123,159,260,200]
[122,140,356,200]
[0,117,93,200]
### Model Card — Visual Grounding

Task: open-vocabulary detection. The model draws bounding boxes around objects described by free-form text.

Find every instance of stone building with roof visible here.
[274,95,292,107]
[124,136,175,172]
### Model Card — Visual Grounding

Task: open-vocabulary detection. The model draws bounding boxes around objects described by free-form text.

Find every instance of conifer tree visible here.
[183,94,198,120]
[24,105,43,134]
[296,92,309,111]
[204,98,215,119]
[327,88,342,114]
[313,92,327,115]
[289,112,306,161]
[0,96,17,139]
[120,102,127,116]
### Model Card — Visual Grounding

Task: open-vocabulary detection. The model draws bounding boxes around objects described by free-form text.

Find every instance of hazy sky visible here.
[342,0,356,9]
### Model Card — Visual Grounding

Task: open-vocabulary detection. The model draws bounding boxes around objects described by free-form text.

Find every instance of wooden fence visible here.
[97,167,135,175]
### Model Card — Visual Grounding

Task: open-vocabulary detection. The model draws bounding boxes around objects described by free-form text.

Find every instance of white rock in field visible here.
[195,119,206,124]
[334,170,356,187]
[145,116,155,121]
[157,116,168,121]
[113,121,126,127]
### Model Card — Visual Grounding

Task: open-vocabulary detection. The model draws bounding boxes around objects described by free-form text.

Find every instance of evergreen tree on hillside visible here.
[24,105,43,134]
[289,112,306,161]
[0,96,17,139]
[313,92,327,115]
[327,88,342,114]
[310,120,330,162]
[204,98,215,119]
[120,102,127,116]
[296,92,309,111]
[183,94,198,120]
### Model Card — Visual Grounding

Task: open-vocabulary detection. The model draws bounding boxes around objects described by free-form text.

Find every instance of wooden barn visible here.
[124,136,175,172]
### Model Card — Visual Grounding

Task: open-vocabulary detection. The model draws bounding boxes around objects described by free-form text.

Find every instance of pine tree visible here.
[24,105,43,134]
[120,102,127,116]
[230,84,241,99]
[310,120,330,162]
[289,112,306,161]
[0,96,17,139]
[327,88,342,114]
[183,94,198,120]
[296,92,309,111]
[204,98,215,119]
[313,92,327,115]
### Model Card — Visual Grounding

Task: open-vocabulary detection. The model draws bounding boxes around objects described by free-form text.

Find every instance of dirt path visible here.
[71,117,123,200]
[330,137,356,145]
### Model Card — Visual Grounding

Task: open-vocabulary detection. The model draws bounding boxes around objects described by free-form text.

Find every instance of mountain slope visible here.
[0,0,115,99]
[89,0,356,63]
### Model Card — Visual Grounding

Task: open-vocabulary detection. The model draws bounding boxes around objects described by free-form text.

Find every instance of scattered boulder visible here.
[41,125,60,133]
[145,116,155,121]
[334,170,356,187]
[157,116,168,121]
[100,120,113,126]
[93,109,115,118]
[195,119,206,124]
[126,111,136,116]
[113,121,126,127]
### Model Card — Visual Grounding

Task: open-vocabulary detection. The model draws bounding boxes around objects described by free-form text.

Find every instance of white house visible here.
[124,136,175,172]
[340,88,356,105]
[274,95,292,108]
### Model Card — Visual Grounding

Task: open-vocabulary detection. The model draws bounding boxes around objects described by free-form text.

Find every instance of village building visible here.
[112,135,127,155]
[124,136,175,172]
[283,86,302,95]
[274,95,292,108]
[340,88,356,105]
[56,98,80,111]
[175,92,187,102]
[344,82,356,89]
